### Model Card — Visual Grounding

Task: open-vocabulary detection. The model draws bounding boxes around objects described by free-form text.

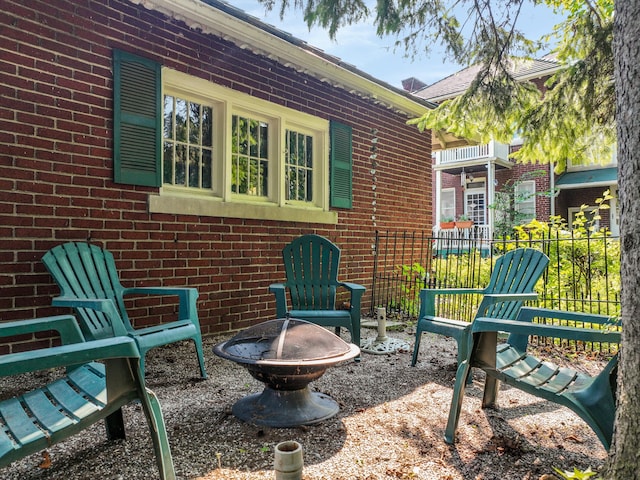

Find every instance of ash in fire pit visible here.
[213,318,360,427]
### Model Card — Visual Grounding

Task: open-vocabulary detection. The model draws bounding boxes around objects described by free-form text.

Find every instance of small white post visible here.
[375,307,388,342]
[274,441,303,480]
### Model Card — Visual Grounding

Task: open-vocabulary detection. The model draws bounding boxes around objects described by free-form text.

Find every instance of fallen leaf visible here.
[39,451,51,469]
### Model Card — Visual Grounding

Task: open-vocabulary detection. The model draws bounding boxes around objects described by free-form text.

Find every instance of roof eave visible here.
[421,64,561,104]
[556,180,617,190]
[129,0,435,117]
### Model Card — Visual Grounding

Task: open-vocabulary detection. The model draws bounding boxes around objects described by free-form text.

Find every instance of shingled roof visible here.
[139,0,435,116]
[412,54,560,103]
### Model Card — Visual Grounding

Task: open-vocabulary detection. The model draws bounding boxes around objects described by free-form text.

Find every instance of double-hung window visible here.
[515,180,536,222]
[440,188,455,221]
[230,113,270,197]
[163,96,214,190]
[113,49,351,224]
[285,128,314,203]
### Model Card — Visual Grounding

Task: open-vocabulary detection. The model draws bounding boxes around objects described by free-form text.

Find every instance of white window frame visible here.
[284,123,318,206]
[515,180,536,222]
[150,68,336,224]
[568,206,601,231]
[440,188,456,221]
[465,180,486,225]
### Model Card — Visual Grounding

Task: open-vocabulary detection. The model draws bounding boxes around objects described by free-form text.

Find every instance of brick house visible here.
[0,0,434,349]
[407,56,619,237]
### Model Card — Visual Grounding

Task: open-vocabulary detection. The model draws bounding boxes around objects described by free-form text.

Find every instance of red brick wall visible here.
[0,0,432,349]
[438,159,552,223]
[556,187,613,229]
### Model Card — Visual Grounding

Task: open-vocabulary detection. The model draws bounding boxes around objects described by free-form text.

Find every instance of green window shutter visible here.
[113,49,162,187]
[330,120,353,209]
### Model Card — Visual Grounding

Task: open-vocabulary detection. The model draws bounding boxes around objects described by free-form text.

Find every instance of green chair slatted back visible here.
[284,234,341,311]
[478,248,550,319]
[42,242,207,379]
[411,248,549,368]
[42,242,127,340]
[270,234,365,349]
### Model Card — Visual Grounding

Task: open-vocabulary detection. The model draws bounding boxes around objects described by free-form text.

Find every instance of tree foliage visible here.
[259,0,615,172]
[258,1,638,477]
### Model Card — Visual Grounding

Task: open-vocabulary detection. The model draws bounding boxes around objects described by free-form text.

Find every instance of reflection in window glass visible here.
[285,130,313,202]
[231,115,269,196]
[515,181,536,221]
[440,188,455,221]
[163,95,214,189]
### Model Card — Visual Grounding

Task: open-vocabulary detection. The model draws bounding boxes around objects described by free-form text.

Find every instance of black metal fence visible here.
[371,229,621,352]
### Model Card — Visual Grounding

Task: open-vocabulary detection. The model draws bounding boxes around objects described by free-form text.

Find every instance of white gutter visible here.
[130,0,434,117]
[555,180,617,190]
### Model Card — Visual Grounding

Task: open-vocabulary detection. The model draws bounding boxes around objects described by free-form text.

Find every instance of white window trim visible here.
[440,188,455,221]
[568,206,601,231]
[515,180,536,221]
[150,68,337,224]
[464,180,486,225]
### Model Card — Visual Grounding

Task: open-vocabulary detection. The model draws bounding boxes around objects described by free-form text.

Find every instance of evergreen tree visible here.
[258,1,639,477]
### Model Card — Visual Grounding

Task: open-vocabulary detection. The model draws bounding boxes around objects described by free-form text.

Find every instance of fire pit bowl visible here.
[213,318,360,427]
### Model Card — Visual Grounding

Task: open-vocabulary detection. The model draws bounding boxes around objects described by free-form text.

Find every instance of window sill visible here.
[149,194,338,224]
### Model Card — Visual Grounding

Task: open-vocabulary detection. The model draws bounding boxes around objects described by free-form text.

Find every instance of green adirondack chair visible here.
[411,248,549,368]
[42,242,207,378]
[445,307,620,449]
[269,234,365,348]
[0,314,175,478]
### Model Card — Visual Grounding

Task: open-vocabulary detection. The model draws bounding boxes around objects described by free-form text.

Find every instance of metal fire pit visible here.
[213,318,360,427]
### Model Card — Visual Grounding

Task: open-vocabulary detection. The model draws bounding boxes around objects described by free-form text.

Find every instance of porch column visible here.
[550,162,556,218]
[434,169,442,225]
[487,160,495,235]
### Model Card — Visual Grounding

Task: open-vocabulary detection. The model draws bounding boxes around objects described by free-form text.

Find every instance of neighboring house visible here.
[0,0,434,347]
[407,56,619,237]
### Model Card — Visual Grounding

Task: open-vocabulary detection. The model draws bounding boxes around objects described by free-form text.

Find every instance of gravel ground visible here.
[1,322,608,479]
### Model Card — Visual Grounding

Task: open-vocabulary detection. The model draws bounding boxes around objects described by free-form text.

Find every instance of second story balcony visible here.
[434,140,512,173]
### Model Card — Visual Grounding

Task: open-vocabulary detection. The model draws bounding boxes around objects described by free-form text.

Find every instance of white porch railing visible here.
[432,224,491,238]
[431,224,493,255]
[435,141,510,166]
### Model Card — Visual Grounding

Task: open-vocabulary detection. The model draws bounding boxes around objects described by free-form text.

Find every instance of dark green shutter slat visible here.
[330,121,353,209]
[113,50,161,187]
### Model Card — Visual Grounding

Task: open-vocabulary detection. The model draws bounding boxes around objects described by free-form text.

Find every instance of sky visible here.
[233,1,564,90]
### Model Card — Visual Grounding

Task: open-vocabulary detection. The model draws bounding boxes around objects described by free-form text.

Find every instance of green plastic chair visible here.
[269,234,365,348]
[0,314,175,478]
[445,307,620,449]
[411,248,549,368]
[42,242,207,378]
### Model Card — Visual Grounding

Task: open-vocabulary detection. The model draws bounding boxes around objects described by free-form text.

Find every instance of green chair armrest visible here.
[0,315,84,346]
[472,317,622,344]
[516,306,619,327]
[507,307,619,351]
[339,282,365,293]
[123,287,196,296]
[122,287,198,320]
[338,282,366,303]
[269,283,288,318]
[0,336,139,377]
